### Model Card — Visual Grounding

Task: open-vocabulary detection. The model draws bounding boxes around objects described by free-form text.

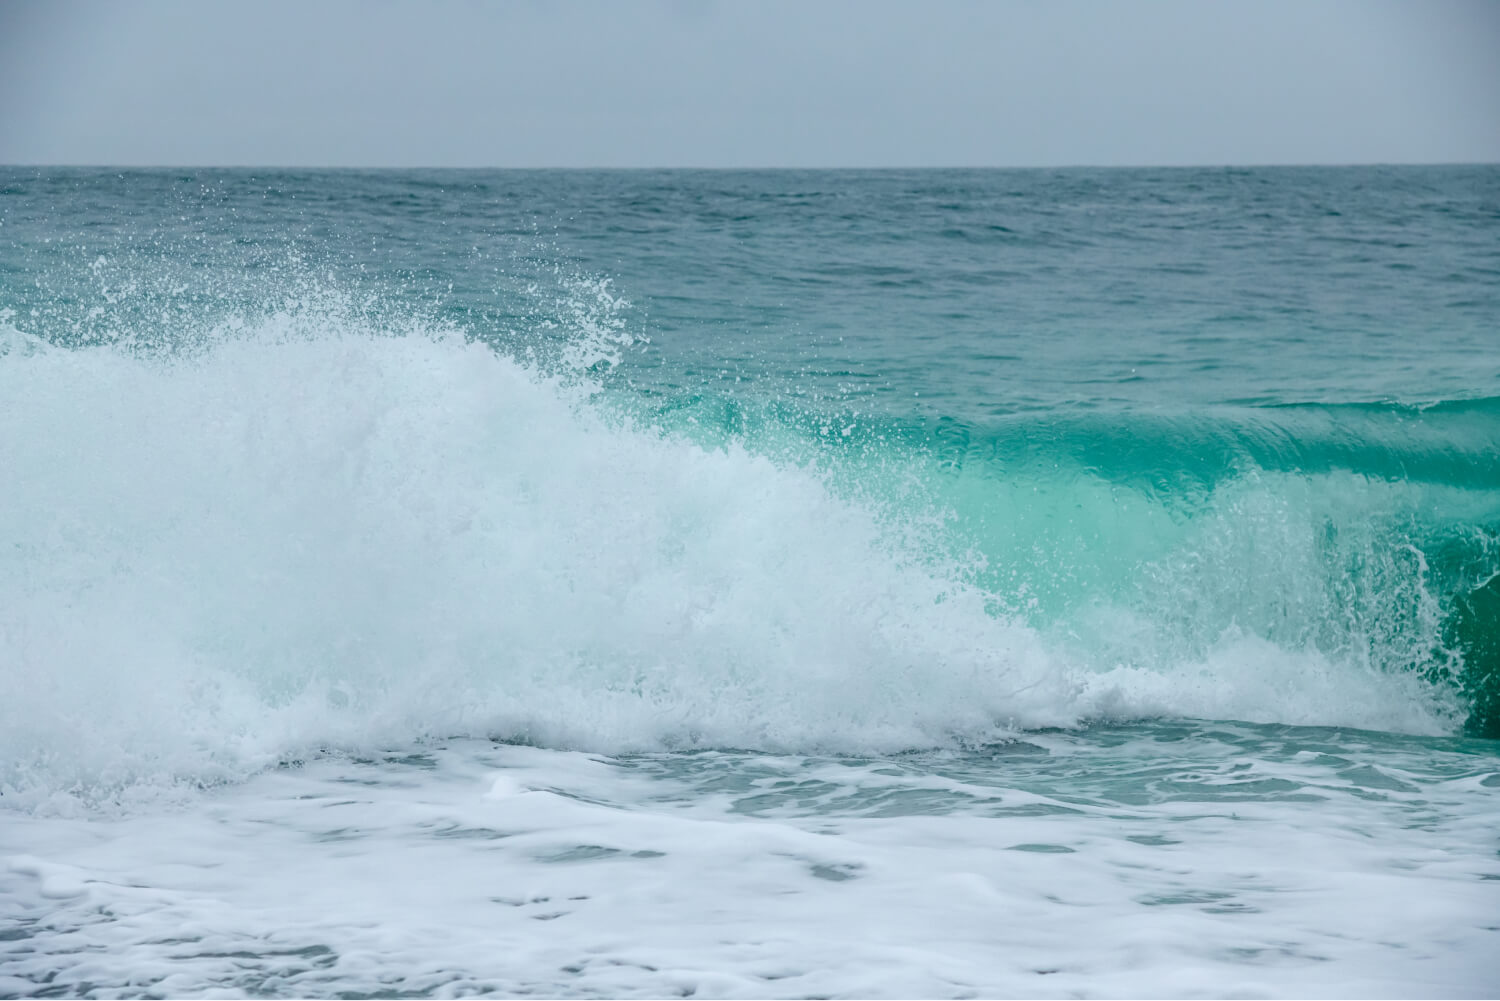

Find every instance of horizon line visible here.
[3,160,1498,172]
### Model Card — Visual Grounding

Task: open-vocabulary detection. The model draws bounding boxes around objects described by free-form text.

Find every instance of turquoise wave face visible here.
[617,389,1500,737]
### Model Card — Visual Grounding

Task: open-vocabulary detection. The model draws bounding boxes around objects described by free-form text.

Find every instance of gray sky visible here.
[1,0,1497,167]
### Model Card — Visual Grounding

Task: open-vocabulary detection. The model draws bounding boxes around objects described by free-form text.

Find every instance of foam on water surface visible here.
[2,729,1497,998]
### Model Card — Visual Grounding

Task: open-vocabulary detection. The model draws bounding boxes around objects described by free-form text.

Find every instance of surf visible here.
[3,284,1493,811]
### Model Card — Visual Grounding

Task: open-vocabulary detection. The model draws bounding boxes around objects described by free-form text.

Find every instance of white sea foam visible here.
[2,739,1496,998]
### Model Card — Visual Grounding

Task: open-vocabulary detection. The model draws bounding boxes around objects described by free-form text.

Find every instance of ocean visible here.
[1,166,1497,998]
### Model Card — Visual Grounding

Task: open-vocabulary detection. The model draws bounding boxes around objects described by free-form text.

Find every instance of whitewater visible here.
[1,167,1497,998]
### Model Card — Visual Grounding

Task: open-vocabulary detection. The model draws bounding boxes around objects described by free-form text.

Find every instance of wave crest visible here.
[0,298,1485,808]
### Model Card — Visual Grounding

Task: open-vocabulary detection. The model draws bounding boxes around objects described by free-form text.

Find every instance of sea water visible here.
[1,167,1497,998]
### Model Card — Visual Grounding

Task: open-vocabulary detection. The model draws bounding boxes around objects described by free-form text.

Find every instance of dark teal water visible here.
[6,167,1498,410]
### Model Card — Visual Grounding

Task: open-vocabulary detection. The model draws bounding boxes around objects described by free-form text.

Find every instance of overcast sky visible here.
[1,0,1497,168]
